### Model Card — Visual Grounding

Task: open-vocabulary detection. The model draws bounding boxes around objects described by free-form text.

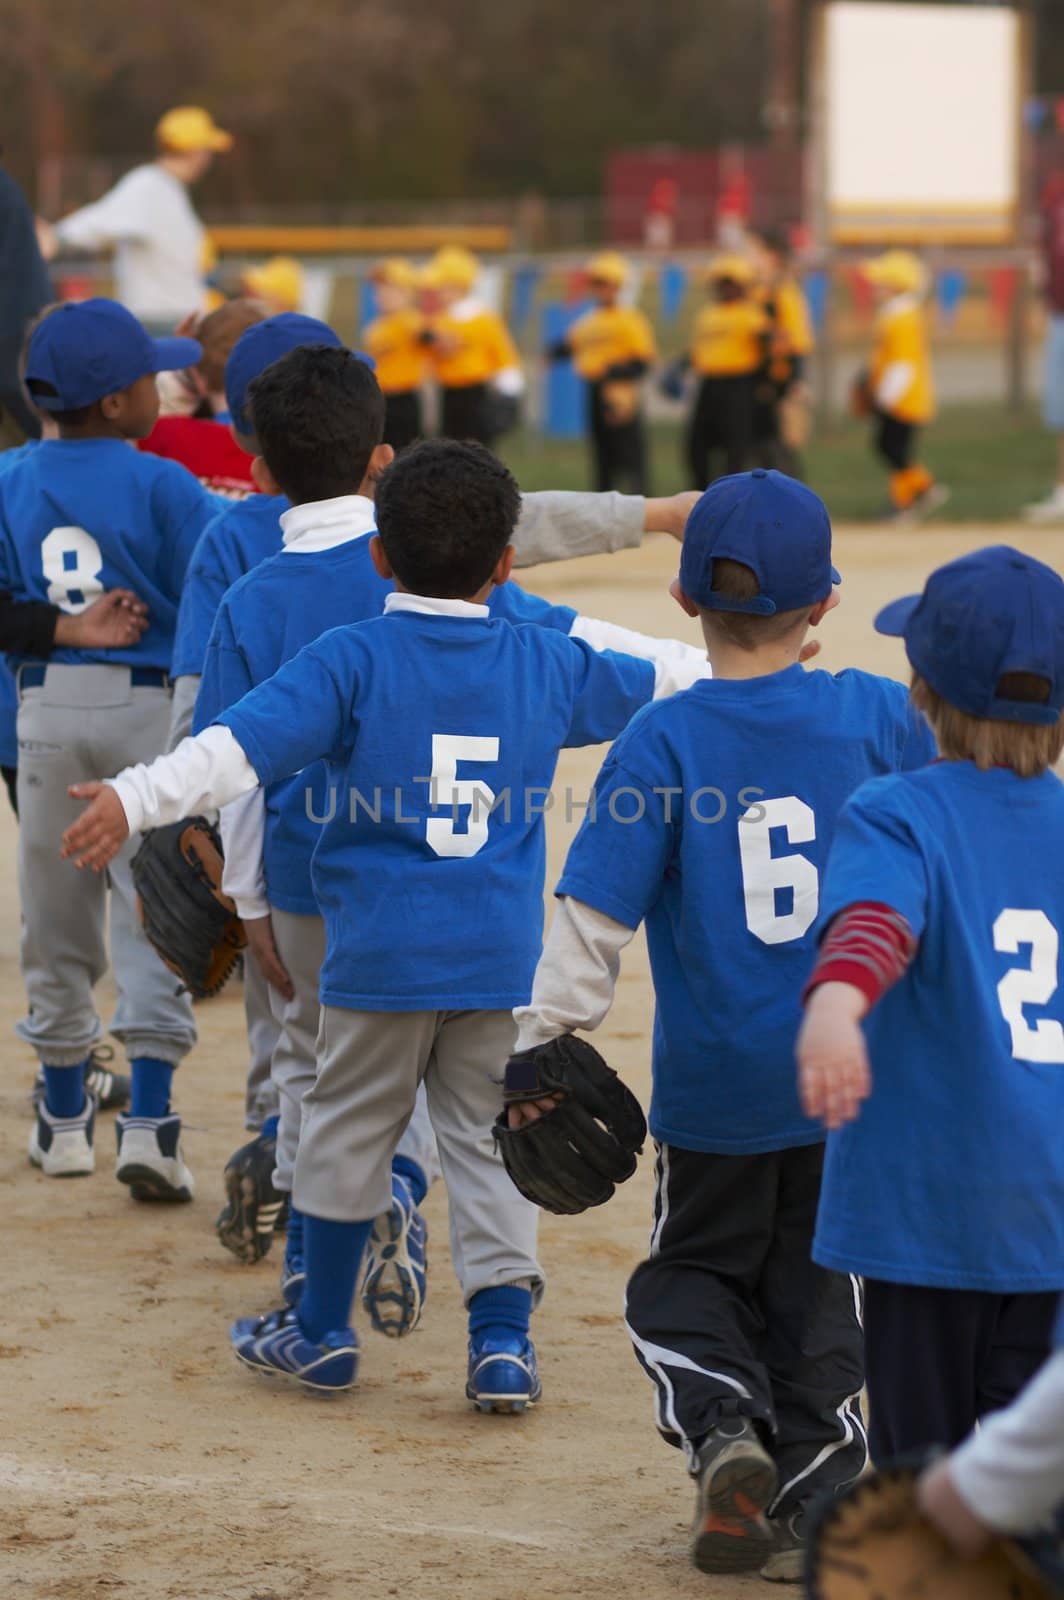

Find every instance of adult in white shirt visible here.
[40,106,232,331]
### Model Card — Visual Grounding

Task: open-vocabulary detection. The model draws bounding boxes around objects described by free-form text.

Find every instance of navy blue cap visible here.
[24,299,202,412]
[679,469,841,614]
[876,546,1064,726]
[225,313,344,435]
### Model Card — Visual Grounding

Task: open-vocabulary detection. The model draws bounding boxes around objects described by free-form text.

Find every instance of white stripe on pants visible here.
[292,1004,541,1304]
[267,909,438,1196]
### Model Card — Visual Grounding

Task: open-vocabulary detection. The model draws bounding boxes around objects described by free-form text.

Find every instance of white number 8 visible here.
[41,526,105,614]
[993,908,1064,1064]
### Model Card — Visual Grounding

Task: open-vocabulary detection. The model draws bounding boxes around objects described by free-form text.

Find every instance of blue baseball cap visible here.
[679,469,841,614]
[24,299,202,412]
[225,313,344,435]
[876,546,1064,726]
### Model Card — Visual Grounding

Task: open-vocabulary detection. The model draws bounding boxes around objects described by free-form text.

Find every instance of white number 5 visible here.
[425,734,499,859]
[993,908,1064,1063]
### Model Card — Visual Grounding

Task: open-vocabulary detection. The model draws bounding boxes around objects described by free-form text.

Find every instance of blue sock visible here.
[297,1215,373,1343]
[260,1113,280,1141]
[42,1063,87,1119]
[391,1153,428,1207]
[129,1057,174,1119]
[284,1202,304,1263]
[468,1284,532,1340]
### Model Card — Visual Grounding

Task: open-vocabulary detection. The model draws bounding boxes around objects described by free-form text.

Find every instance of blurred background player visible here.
[854,249,947,524]
[38,107,232,332]
[1025,158,1064,524]
[547,251,656,494]
[799,547,1064,1464]
[421,246,523,449]
[749,229,814,478]
[241,256,305,316]
[361,258,428,449]
[678,254,768,488]
[0,299,215,1191]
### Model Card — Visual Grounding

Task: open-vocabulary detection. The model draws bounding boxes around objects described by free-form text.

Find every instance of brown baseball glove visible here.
[132,817,246,999]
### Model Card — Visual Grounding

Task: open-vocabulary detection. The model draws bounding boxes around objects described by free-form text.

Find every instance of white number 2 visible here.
[425,733,499,859]
[738,795,819,946]
[41,526,105,613]
[993,909,1064,1064]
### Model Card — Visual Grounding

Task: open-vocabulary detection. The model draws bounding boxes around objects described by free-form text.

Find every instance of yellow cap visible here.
[862,250,926,295]
[585,251,629,286]
[705,253,755,285]
[370,257,417,292]
[428,246,479,292]
[242,256,304,312]
[156,106,233,154]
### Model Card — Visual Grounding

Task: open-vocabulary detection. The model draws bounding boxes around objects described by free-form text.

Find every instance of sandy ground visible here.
[2,522,1057,1600]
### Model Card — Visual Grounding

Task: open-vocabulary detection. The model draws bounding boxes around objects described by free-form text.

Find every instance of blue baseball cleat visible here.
[466,1331,541,1414]
[361,1172,428,1338]
[230,1306,358,1392]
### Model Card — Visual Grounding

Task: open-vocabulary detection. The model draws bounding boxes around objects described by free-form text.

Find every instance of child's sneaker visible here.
[691,1417,778,1574]
[230,1306,358,1392]
[466,1331,541,1414]
[115,1113,194,1202]
[361,1172,428,1337]
[28,1096,96,1177]
[761,1505,809,1583]
[215,1130,287,1263]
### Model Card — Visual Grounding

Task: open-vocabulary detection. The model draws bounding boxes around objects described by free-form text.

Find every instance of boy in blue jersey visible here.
[0,298,215,1194]
[62,439,685,1412]
[506,471,935,1580]
[798,546,1064,1466]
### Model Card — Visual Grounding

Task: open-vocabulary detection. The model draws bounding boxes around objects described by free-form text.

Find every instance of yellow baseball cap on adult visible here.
[156,106,233,154]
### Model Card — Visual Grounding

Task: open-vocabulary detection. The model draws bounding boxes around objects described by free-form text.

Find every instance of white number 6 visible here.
[738,795,819,946]
[993,908,1064,1064]
[425,733,499,859]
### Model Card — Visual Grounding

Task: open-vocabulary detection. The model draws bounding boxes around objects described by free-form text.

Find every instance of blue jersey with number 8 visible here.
[815,760,1064,1292]
[0,438,214,669]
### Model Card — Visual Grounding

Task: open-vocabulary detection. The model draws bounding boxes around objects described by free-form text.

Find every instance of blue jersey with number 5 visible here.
[0,438,214,669]
[216,607,654,1010]
[555,664,936,1155]
[815,761,1064,1292]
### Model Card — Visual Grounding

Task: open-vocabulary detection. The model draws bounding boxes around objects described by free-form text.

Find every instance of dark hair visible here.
[701,557,814,650]
[246,343,385,503]
[23,379,93,427]
[375,439,520,598]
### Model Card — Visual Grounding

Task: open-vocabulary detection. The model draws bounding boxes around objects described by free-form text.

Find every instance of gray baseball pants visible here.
[292,1004,542,1305]
[15,665,196,1067]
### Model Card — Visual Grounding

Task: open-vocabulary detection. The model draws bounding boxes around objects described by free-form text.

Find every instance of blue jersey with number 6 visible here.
[216,606,654,1010]
[555,664,936,1155]
[0,438,214,669]
[196,527,580,916]
[814,761,1064,1293]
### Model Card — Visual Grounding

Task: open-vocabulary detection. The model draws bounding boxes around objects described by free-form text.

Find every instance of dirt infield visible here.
[3,523,1056,1600]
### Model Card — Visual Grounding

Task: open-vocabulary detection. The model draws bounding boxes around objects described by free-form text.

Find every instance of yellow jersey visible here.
[361,309,428,395]
[566,305,657,382]
[690,301,769,377]
[767,278,814,357]
[429,306,520,389]
[870,297,935,425]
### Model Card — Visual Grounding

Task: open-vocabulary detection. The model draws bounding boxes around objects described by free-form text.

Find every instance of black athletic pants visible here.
[440,382,494,447]
[384,390,423,452]
[752,375,803,478]
[588,382,650,494]
[875,412,916,472]
[625,1143,867,1513]
[863,1280,1058,1462]
[686,374,756,488]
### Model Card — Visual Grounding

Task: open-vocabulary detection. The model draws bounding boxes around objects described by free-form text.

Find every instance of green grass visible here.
[500,405,1058,523]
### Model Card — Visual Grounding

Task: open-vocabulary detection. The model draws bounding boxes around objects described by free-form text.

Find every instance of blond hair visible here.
[698,558,813,651]
[912,673,1064,779]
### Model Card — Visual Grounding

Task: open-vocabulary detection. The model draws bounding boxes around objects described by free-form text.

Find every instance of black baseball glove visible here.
[805,1460,1060,1600]
[132,817,246,1000]
[493,1035,647,1215]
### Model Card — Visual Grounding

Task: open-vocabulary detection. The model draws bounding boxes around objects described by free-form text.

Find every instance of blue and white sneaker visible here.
[280,1248,306,1307]
[28,1095,97,1178]
[230,1306,358,1392]
[361,1172,428,1338]
[115,1113,194,1202]
[466,1331,541,1414]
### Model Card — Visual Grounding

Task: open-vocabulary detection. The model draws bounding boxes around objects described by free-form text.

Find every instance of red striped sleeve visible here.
[803,901,917,1008]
